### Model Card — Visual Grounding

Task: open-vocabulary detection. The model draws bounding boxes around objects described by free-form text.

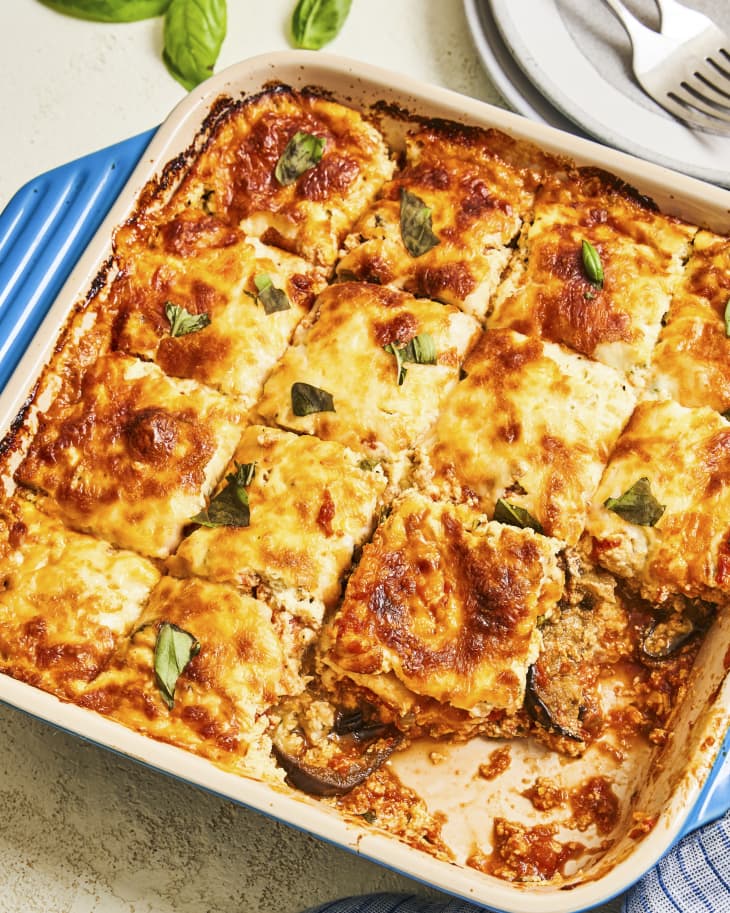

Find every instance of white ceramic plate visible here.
[469,0,730,187]
[463,0,584,135]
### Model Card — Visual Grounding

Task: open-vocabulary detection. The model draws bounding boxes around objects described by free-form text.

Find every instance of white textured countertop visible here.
[0,3,624,912]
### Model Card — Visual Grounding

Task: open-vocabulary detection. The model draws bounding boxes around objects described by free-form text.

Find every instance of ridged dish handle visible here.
[0,128,155,392]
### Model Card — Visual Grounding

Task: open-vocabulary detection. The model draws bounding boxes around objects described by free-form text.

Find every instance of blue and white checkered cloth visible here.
[302,810,730,913]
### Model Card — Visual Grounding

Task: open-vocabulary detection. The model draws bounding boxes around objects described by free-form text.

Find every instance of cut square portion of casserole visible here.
[109,209,327,406]
[255,282,480,460]
[648,229,730,413]
[418,329,636,546]
[168,425,388,629]
[0,496,160,698]
[79,575,298,776]
[336,121,559,320]
[168,87,395,267]
[320,491,564,738]
[15,353,243,559]
[586,399,730,605]
[488,168,696,385]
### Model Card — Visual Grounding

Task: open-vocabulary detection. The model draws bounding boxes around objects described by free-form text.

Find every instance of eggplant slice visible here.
[641,599,714,660]
[272,698,403,797]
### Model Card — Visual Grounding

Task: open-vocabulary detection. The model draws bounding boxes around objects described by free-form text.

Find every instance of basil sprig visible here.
[581,240,604,288]
[163,0,227,91]
[493,498,544,534]
[604,477,665,527]
[165,301,211,337]
[254,274,291,314]
[400,189,440,257]
[192,462,256,528]
[275,132,326,186]
[154,622,200,709]
[291,0,352,49]
[291,382,335,416]
[39,0,171,20]
[383,332,437,386]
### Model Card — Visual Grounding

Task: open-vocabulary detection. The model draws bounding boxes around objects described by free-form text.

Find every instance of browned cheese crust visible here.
[15,353,242,557]
[489,168,696,383]
[168,87,395,266]
[0,496,159,697]
[649,229,730,412]
[421,328,636,544]
[322,491,564,732]
[338,121,560,318]
[108,208,327,405]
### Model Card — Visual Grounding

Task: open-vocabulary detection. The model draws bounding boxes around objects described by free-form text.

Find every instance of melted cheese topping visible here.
[421,329,636,545]
[488,169,696,383]
[79,576,295,769]
[256,282,480,458]
[169,425,387,624]
[648,230,730,412]
[0,496,159,696]
[109,210,327,406]
[586,399,730,604]
[15,354,242,558]
[337,122,557,319]
[322,491,564,715]
[169,87,395,267]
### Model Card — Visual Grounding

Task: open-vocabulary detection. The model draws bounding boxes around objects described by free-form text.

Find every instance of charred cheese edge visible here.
[168,87,395,267]
[168,425,388,625]
[0,496,160,697]
[419,329,636,545]
[256,282,480,458]
[15,354,243,558]
[321,491,564,717]
[488,168,696,384]
[648,230,730,413]
[79,575,296,774]
[337,121,558,319]
[587,399,730,604]
[109,209,327,406]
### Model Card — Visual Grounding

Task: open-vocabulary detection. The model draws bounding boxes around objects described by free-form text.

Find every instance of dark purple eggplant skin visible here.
[272,730,403,797]
[524,664,584,743]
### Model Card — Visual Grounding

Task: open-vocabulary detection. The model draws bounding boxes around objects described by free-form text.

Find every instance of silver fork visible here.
[602,0,730,134]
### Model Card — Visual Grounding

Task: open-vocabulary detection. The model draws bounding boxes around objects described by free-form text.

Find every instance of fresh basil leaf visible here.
[275,132,326,186]
[581,239,604,288]
[383,332,437,385]
[383,342,407,386]
[400,189,440,257]
[192,462,256,528]
[39,0,171,21]
[254,274,291,315]
[604,477,665,527]
[163,0,226,91]
[724,298,730,337]
[165,301,211,337]
[358,458,381,472]
[291,0,352,50]
[291,382,335,416]
[154,622,200,709]
[493,499,544,534]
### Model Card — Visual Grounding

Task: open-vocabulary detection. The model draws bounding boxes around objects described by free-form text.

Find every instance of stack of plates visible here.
[464,0,730,186]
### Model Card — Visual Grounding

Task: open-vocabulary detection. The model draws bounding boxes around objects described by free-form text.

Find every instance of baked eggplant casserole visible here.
[2,84,729,884]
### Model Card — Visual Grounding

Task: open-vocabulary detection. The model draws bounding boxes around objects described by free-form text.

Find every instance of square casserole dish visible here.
[1,50,730,913]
